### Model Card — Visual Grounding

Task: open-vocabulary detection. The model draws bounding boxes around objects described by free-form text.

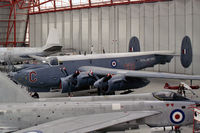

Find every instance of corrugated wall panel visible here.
[130,5,140,39]
[35,14,42,47]
[118,6,127,53]
[102,7,110,53]
[159,2,169,72]
[144,4,154,71]
[72,10,80,51]
[30,0,200,75]
[185,0,193,75]
[168,1,175,73]
[193,0,200,75]
[153,3,159,72]
[175,0,185,74]
[56,12,64,47]
[82,9,89,53]
[64,11,71,49]
[91,8,98,53]
[41,13,48,45]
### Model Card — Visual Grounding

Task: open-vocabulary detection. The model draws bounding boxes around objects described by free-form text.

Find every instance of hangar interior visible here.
[0,1,200,133]
[0,0,200,75]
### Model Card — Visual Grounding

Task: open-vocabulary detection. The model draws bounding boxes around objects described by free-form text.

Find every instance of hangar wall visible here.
[29,0,200,75]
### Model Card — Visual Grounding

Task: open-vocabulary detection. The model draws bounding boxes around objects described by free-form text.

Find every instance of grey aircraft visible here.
[10,36,199,96]
[0,71,199,133]
[0,28,62,65]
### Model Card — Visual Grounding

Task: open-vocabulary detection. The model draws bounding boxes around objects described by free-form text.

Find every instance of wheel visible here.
[175,130,181,133]
[175,129,181,133]
[32,92,39,98]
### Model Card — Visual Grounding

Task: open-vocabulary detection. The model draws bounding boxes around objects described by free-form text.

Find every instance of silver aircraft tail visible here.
[42,28,62,54]
[0,72,34,103]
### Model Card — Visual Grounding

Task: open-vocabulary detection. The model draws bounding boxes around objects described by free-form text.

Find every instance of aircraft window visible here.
[153,91,189,101]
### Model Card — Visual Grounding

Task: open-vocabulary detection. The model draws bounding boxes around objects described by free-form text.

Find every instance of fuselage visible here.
[0,99,195,132]
[12,51,174,92]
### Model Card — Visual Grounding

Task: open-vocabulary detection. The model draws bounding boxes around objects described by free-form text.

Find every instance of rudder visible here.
[181,36,192,68]
[129,36,140,52]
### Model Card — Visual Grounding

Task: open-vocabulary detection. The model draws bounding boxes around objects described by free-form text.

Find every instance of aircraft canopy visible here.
[153,91,189,101]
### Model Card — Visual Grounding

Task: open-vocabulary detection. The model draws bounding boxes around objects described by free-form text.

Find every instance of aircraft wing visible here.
[79,66,200,80]
[15,111,159,133]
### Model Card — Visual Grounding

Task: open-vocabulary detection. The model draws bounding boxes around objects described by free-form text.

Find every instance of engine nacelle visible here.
[94,74,112,94]
[60,71,80,93]
[94,74,150,95]
[60,71,98,93]
[76,72,97,90]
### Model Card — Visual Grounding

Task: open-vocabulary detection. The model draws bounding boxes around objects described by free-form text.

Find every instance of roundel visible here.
[170,109,185,124]
[111,60,117,68]
[24,130,43,133]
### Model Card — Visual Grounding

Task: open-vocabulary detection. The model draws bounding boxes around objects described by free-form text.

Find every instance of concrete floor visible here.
[1,71,200,133]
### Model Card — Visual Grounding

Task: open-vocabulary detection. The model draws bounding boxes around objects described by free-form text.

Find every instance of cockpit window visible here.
[153,91,189,101]
[49,57,59,66]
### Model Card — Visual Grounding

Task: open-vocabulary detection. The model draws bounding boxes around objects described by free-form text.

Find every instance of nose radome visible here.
[8,71,19,80]
[8,71,15,78]
[8,71,20,84]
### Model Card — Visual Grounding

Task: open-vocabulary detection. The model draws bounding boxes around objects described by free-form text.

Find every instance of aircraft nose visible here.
[8,71,16,79]
[8,71,20,84]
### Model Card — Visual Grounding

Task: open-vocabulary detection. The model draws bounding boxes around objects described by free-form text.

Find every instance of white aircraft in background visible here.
[0,28,62,65]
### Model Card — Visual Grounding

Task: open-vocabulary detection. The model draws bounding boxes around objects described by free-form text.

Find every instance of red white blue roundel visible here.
[111,60,117,68]
[170,109,185,124]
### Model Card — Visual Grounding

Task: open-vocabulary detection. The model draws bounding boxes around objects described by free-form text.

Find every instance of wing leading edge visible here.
[79,66,200,80]
[15,111,159,133]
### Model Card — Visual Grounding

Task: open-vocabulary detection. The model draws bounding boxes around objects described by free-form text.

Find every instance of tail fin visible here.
[128,36,140,52]
[0,72,34,103]
[42,28,62,53]
[180,36,192,68]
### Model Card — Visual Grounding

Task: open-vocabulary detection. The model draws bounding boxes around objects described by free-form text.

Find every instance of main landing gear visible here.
[169,126,181,133]
[31,92,39,99]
